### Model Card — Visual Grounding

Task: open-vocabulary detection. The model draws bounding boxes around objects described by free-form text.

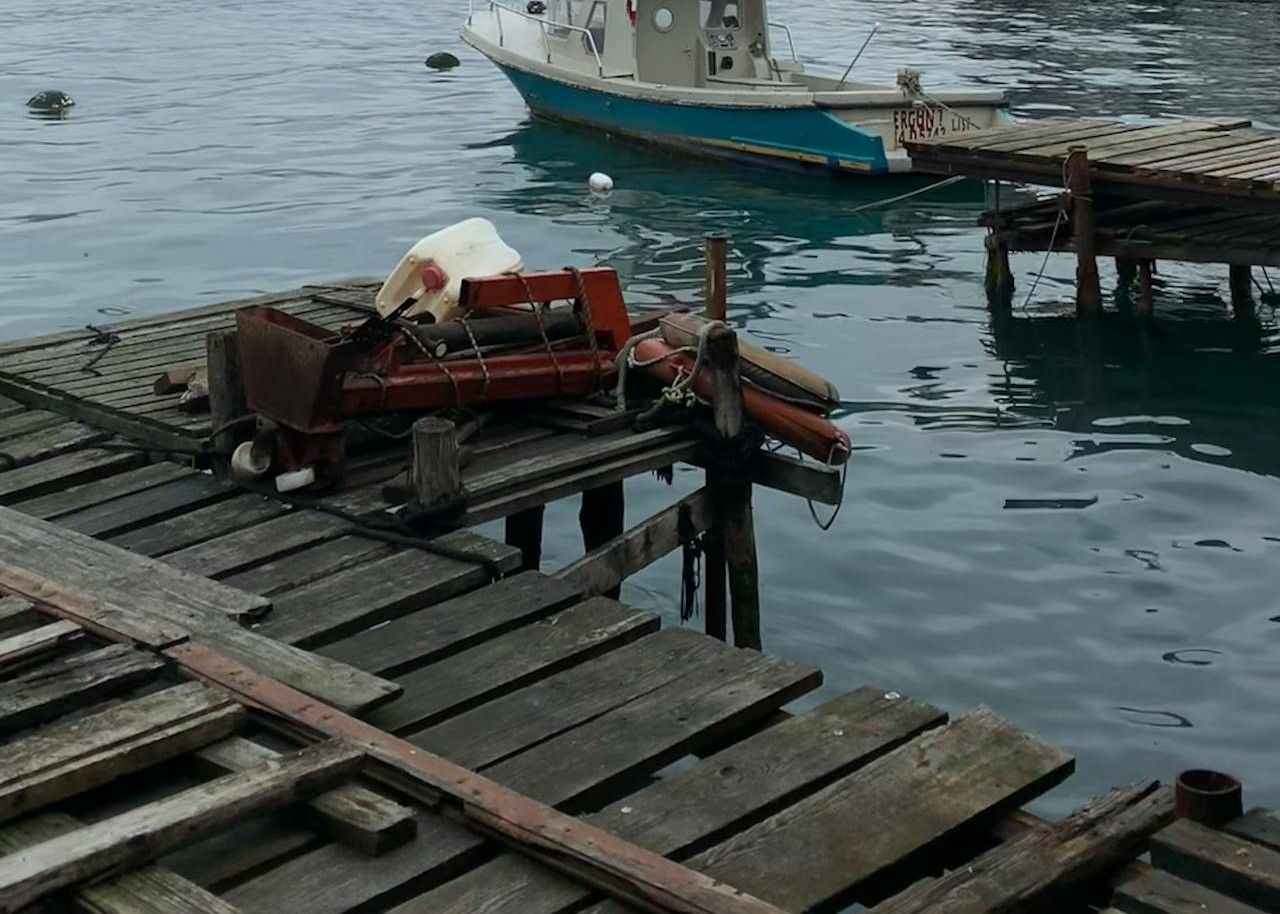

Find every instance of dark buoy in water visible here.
[27,90,75,113]
[425,52,460,70]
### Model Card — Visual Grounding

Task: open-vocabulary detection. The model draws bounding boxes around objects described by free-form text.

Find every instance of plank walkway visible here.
[0,391,1178,911]
[907,117,1280,211]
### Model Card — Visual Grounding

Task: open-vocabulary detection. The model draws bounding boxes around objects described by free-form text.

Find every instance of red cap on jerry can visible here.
[419,261,447,291]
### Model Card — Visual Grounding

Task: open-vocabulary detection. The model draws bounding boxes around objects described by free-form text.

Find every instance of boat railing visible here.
[468,0,604,76]
[768,21,798,61]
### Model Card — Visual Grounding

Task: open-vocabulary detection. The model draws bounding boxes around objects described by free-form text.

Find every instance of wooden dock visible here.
[906,117,1280,318]
[0,283,1265,912]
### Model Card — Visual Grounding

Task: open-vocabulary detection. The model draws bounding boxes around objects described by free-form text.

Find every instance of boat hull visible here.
[493,61,896,175]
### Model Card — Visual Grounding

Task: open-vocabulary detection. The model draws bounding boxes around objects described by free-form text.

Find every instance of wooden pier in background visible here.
[907,117,1280,319]
[0,279,1266,911]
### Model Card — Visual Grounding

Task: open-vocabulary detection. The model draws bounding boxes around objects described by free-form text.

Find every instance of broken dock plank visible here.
[0,811,243,914]
[0,740,364,912]
[1150,818,1280,910]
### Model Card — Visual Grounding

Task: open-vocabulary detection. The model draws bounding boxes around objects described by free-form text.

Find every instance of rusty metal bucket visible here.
[235,306,353,432]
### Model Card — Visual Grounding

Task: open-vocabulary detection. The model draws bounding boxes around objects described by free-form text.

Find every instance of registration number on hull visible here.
[892,107,978,147]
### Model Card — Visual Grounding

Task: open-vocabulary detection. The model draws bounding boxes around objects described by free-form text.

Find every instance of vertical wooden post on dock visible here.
[206,330,247,478]
[702,233,729,640]
[1229,264,1256,321]
[705,324,762,651]
[580,483,625,599]
[1137,261,1155,319]
[506,508,545,572]
[411,417,461,510]
[1066,147,1102,317]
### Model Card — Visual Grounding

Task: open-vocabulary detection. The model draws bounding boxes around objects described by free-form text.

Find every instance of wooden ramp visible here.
[0,401,1175,913]
[907,117,1280,211]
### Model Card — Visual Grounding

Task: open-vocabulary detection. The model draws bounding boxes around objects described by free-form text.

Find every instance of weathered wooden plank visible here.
[0,422,110,469]
[0,503,269,625]
[1228,808,1280,853]
[0,811,243,914]
[747,450,843,504]
[1113,866,1269,914]
[12,461,192,520]
[0,644,166,736]
[0,448,146,506]
[217,636,806,914]
[0,410,73,443]
[367,598,659,734]
[666,708,1074,912]
[1091,132,1260,167]
[58,473,233,538]
[194,736,416,855]
[1150,818,1280,910]
[557,490,714,599]
[402,686,947,914]
[162,511,348,579]
[482,651,820,813]
[257,534,521,649]
[0,682,244,822]
[109,495,290,557]
[414,627,725,771]
[319,570,582,676]
[0,740,364,912]
[218,536,397,598]
[0,619,81,673]
[0,598,41,639]
[161,813,320,891]
[870,781,1174,913]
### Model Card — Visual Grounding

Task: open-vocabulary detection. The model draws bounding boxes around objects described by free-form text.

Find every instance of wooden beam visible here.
[1150,818,1280,910]
[0,812,244,914]
[0,682,244,823]
[869,781,1173,912]
[557,489,714,599]
[0,740,364,912]
[193,736,416,855]
[0,619,81,673]
[163,639,795,914]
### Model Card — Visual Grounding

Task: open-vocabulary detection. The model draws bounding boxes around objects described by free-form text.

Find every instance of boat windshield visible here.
[700,0,740,29]
[548,0,585,31]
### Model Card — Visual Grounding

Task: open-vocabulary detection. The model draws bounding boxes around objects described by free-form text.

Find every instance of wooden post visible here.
[1229,264,1256,321]
[984,232,1015,310]
[1136,261,1155,319]
[1066,147,1101,317]
[505,507,545,572]
[704,233,728,322]
[580,483,625,599]
[704,325,762,651]
[206,330,247,478]
[702,233,730,639]
[1116,257,1138,288]
[410,417,461,510]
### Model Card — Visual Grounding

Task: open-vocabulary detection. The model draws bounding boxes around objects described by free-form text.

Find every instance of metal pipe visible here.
[836,21,880,90]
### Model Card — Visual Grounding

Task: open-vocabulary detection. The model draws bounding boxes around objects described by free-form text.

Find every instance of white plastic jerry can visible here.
[375,217,523,323]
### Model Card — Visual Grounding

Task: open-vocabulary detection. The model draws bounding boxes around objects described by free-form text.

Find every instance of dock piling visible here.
[703,233,730,641]
[579,482,626,599]
[1066,146,1102,317]
[1229,265,1256,320]
[411,417,462,510]
[1137,261,1155,318]
[705,324,762,651]
[505,507,546,572]
[984,232,1015,310]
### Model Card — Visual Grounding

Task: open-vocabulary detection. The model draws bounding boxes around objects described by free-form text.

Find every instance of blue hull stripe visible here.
[496,63,892,174]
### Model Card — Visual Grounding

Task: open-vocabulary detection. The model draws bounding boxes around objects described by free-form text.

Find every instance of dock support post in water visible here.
[705,324,762,651]
[580,483,625,599]
[207,330,247,478]
[506,507,545,572]
[411,417,462,511]
[703,233,730,641]
[1066,147,1102,317]
[984,232,1015,310]
[1137,261,1155,319]
[1229,264,1256,321]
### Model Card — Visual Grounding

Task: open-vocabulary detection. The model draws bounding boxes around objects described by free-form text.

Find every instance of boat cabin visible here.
[525,0,798,85]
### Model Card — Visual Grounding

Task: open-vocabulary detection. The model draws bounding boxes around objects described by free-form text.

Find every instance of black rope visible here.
[677,501,703,623]
[80,325,121,375]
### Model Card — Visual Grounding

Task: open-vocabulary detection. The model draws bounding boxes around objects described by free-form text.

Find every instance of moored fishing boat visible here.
[461,0,1010,175]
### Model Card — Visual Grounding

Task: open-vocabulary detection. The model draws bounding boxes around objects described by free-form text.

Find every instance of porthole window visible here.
[653,7,674,32]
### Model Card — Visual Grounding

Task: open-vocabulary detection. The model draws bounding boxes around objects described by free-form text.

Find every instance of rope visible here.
[612,327,663,411]
[568,266,604,388]
[404,326,464,406]
[80,325,121,375]
[846,175,967,215]
[1020,208,1066,311]
[804,448,848,531]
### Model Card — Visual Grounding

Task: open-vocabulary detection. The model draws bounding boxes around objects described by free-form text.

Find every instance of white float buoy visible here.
[588,172,614,194]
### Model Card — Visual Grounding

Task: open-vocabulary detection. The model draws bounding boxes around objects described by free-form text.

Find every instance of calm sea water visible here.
[5,0,1280,814]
